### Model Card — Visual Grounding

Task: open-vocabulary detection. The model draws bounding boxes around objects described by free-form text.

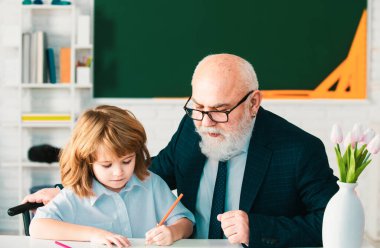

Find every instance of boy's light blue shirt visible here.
[34,171,195,238]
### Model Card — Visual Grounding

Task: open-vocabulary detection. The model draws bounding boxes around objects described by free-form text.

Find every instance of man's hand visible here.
[218,210,250,245]
[22,187,60,205]
[145,225,175,246]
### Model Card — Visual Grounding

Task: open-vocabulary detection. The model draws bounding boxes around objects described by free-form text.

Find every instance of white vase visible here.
[322,181,364,248]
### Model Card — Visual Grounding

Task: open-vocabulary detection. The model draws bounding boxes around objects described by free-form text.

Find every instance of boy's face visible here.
[92,146,136,193]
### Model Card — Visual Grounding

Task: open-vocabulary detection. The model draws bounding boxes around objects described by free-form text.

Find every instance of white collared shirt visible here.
[34,172,195,238]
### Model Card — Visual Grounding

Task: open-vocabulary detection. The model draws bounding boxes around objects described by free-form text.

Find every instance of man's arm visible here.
[247,139,338,247]
[22,187,61,206]
[149,115,189,189]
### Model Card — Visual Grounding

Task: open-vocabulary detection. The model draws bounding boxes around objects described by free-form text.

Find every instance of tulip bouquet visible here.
[331,124,380,183]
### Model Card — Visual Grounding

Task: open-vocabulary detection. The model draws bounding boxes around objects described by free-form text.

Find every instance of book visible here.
[46,48,56,83]
[22,32,31,84]
[21,113,71,122]
[30,32,37,83]
[60,47,71,83]
[36,31,47,84]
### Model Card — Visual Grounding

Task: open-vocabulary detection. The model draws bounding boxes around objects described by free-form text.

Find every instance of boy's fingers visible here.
[153,232,165,242]
[104,239,112,248]
[145,229,158,244]
[112,236,126,248]
[115,236,130,247]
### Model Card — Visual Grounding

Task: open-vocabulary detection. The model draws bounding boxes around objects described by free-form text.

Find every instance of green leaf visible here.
[357,149,368,168]
[342,144,349,168]
[346,148,357,183]
[354,159,372,182]
[335,146,346,182]
[362,152,371,164]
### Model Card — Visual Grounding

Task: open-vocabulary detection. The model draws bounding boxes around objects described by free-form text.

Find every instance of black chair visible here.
[8,184,56,236]
[8,202,44,236]
[8,145,61,235]
[8,144,60,235]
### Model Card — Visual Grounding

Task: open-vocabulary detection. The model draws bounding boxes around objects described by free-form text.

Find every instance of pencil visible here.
[158,193,184,226]
[55,241,71,248]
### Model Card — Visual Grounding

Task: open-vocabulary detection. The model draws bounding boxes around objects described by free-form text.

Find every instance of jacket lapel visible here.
[240,107,273,212]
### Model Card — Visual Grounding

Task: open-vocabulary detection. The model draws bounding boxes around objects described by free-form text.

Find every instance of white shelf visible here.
[0,0,94,236]
[19,83,92,89]
[22,162,60,168]
[1,122,71,128]
[21,5,73,10]
[1,162,59,168]
[21,84,71,89]
[21,122,71,128]
[75,84,92,89]
[74,44,93,49]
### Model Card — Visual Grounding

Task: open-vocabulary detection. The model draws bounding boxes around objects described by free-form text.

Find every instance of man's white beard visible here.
[196,111,254,161]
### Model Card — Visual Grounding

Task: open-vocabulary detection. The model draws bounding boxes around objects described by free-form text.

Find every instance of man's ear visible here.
[249,90,262,117]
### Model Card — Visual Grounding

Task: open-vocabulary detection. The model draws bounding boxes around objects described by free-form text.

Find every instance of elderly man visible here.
[24,54,338,247]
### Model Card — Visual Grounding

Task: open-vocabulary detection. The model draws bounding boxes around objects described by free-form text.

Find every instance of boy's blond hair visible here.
[60,105,151,197]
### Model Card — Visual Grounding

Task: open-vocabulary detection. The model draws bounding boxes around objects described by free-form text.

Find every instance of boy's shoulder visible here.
[59,187,80,200]
[142,170,167,186]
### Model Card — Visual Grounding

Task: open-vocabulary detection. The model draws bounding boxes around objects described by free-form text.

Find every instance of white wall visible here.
[1,0,380,239]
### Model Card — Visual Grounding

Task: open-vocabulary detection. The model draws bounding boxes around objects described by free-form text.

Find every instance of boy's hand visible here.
[145,225,175,246]
[90,229,131,248]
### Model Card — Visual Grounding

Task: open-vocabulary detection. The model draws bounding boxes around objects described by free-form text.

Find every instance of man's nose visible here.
[202,113,216,127]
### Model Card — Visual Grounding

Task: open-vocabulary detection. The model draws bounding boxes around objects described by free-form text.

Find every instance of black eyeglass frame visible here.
[183,90,254,123]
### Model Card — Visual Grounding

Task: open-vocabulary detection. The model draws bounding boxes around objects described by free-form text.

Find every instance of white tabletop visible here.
[1,235,378,248]
[0,235,239,247]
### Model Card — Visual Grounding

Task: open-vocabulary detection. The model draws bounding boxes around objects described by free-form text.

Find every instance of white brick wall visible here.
[1,0,380,239]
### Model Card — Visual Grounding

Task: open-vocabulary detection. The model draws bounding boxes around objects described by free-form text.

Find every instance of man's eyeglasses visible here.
[183,90,254,123]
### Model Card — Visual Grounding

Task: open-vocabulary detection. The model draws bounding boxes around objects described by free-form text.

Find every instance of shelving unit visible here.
[3,1,94,234]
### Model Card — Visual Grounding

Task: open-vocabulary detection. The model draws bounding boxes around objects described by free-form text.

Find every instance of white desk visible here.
[0,235,239,247]
[1,235,378,248]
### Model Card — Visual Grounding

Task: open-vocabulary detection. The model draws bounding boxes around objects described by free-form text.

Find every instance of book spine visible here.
[22,33,31,84]
[46,48,57,83]
[30,32,37,84]
[60,47,71,83]
[36,31,46,84]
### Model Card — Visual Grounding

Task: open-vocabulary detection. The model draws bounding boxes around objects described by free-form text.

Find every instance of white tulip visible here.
[367,135,380,155]
[351,123,364,143]
[330,124,343,144]
[362,128,376,145]
[344,131,353,148]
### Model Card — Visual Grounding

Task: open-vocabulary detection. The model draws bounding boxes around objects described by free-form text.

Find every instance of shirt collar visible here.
[90,174,147,206]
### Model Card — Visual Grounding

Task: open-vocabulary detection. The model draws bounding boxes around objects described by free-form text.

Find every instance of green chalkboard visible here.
[94,0,366,98]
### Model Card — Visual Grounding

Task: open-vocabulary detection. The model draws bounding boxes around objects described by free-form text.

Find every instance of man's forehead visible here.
[191,96,230,108]
[191,79,239,103]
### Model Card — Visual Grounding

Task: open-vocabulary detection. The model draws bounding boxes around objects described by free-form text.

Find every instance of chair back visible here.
[8,202,44,236]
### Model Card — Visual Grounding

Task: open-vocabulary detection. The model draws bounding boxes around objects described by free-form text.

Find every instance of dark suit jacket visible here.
[150,107,338,247]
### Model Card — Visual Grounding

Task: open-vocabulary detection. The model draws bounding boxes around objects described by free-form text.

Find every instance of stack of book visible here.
[22,31,71,84]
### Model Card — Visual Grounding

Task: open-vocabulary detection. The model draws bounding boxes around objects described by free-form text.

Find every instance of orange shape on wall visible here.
[262,10,366,99]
